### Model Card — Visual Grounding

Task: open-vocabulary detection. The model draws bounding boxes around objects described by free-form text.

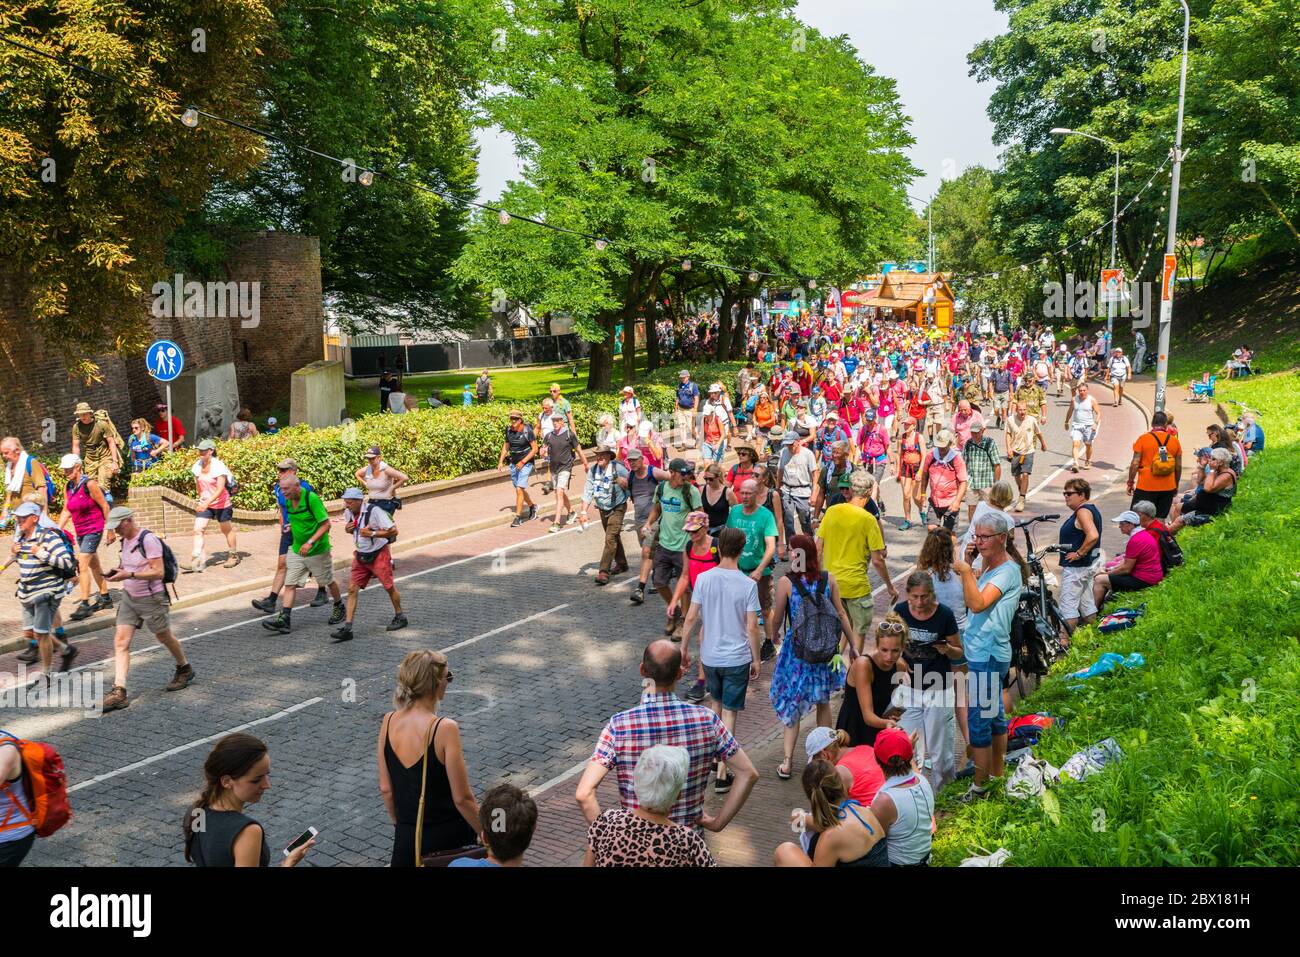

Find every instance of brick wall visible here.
[0,232,323,447]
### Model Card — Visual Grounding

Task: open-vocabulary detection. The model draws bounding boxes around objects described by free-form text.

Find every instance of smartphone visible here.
[283,826,318,856]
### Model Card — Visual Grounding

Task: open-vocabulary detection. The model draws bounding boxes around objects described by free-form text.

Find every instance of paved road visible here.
[2,386,1145,866]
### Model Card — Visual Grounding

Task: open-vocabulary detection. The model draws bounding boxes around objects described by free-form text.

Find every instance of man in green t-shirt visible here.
[815,470,897,646]
[643,458,701,637]
[262,475,346,634]
[726,478,778,659]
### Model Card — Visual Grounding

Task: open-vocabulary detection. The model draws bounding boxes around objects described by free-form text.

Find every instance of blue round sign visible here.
[146,340,184,382]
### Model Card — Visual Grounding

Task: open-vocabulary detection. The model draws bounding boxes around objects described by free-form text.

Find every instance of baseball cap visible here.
[59,453,81,469]
[863,408,877,420]
[873,727,913,765]
[683,510,709,533]
[267,417,277,425]
[341,488,366,501]
[1111,510,1142,525]
[365,445,381,458]
[824,410,839,421]
[155,402,168,411]
[679,369,690,377]
[277,458,297,471]
[622,385,635,394]
[625,446,643,459]
[708,382,722,393]
[508,409,524,419]
[668,458,693,474]
[934,428,955,448]
[104,506,134,530]
[804,726,838,760]
[551,409,566,420]
[969,418,986,432]
[13,502,42,519]
[196,439,216,451]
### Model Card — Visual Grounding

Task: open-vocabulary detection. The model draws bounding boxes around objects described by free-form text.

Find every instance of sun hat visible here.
[277,458,297,471]
[804,726,838,761]
[196,439,216,451]
[969,418,986,432]
[873,727,913,765]
[683,510,710,533]
[508,409,524,419]
[59,453,82,469]
[679,369,690,377]
[622,385,635,394]
[341,488,366,501]
[595,443,617,458]
[934,429,956,449]
[74,402,93,415]
[708,382,722,393]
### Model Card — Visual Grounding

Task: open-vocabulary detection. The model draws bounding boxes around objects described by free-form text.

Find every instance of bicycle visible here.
[1007,513,1069,699]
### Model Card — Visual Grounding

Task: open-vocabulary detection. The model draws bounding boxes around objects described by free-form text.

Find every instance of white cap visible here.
[59,453,82,469]
[1112,510,1142,525]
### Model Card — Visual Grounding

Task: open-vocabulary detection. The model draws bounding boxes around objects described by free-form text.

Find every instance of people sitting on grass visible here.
[1092,505,1165,608]
[1168,447,1237,534]
[775,759,889,867]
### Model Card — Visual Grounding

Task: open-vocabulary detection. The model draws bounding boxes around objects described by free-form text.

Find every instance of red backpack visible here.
[0,735,72,837]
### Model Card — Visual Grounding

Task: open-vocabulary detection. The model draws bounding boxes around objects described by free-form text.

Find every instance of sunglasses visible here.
[877,620,906,635]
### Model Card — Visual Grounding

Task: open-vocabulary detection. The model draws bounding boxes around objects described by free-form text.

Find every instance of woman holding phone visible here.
[184,733,314,867]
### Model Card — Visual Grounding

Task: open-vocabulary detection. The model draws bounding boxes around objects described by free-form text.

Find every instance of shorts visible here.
[652,544,683,590]
[928,503,958,531]
[286,549,334,589]
[509,462,533,488]
[1058,563,1099,619]
[701,442,727,464]
[704,663,751,711]
[1010,453,1034,477]
[965,486,990,506]
[992,392,1009,409]
[21,592,62,635]
[1107,572,1153,593]
[865,457,889,483]
[198,506,234,523]
[1110,374,1128,385]
[551,469,572,491]
[1035,379,1051,390]
[278,528,294,556]
[898,458,921,480]
[1070,426,1096,446]
[966,658,1011,748]
[350,545,395,590]
[116,589,171,634]
[77,530,102,555]
[843,593,873,637]
[1131,489,1175,520]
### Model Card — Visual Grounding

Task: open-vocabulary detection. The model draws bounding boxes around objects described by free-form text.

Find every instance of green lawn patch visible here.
[933,370,1300,866]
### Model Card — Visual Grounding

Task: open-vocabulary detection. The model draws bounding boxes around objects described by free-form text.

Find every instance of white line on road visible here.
[440,603,571,654]
[68,697,323,793]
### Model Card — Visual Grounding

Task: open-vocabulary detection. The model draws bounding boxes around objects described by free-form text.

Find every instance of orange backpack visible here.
[0,735,72,837]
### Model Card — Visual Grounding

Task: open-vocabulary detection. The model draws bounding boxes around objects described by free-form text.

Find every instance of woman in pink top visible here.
[190,440,240,572]
[57,453,112,621]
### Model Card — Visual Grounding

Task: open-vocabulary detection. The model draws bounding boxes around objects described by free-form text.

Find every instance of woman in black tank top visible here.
[698,464,733,533]
[837,619,909,746]
[380,651,480,866]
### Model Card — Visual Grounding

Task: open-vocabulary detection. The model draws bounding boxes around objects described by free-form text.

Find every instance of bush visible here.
[129,385,679,510]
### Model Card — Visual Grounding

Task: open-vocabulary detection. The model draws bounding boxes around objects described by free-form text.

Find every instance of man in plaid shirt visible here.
[962,419,1002,521]
[576,640,758,831]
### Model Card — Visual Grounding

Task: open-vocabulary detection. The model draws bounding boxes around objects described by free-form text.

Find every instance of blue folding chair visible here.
[1188,374,1216,402]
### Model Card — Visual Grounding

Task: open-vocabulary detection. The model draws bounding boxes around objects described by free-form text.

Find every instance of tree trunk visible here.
[715,290,737,362]
[586,311,617,392]
[729,299,749,359]
[646,307,661,373]
[622,312,637,385]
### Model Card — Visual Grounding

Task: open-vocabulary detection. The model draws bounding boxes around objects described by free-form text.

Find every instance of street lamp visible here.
[907,193,936,273]
[1154,0,1191,414]
[1051,127,1120,356]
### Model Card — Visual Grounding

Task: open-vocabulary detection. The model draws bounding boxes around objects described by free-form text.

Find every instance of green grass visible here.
[934,369,1300,866]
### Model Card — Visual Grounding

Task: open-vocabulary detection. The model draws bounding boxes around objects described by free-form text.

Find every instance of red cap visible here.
[873,727,913,765]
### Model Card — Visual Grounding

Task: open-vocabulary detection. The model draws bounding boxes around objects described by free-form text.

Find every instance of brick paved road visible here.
[3,387,1147,866]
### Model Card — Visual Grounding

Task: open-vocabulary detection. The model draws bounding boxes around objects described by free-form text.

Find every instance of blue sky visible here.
[472,1,1009,214]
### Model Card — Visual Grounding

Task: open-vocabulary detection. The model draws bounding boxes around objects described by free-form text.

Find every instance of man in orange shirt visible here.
[1127,411,1183,519]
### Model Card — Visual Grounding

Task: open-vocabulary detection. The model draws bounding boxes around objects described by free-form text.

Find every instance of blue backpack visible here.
[26,457,57,504]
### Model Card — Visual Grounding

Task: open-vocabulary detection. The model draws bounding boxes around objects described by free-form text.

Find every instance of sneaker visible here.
[309,588,330,608]
[714,771,735,794]
[528,505,537,520]
[68,601,94,622]
[630,585,646,606]
[566,512,580,526]
[223,553,241,569]
[91,593,113,612]
[328,603,346,625]
[165,664,195,692]
[60,644,79,671]
[663,613,680,636]
[189,555,204,573]
[261,615,291,634]
[1015,498,1025,513]
[16,644,39,665]
[251,596,279,614]
[386,614,408,632]
[330,625,354,642]
[957,783,990,804]
[684,679,706,703]
[899,520,913,531]
[101,685,129,713]
[549,523,562,533]
[760,638,776,662]
[510,516,525,528]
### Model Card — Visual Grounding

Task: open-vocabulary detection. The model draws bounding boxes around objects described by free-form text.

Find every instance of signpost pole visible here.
[166,384,173,449]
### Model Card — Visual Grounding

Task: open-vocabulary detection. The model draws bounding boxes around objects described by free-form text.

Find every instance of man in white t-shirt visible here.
[680,527,760,794]
[331,488,406,641]
[1105,348,1133,408]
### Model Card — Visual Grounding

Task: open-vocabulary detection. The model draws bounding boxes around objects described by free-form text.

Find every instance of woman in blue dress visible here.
[768,534,862,780]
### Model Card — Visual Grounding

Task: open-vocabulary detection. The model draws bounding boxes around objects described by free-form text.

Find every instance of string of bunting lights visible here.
[4,32,1180,304]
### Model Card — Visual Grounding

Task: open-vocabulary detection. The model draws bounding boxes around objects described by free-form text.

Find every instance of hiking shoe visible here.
[630,585,646,606]
[223,553,241,569]
[549,522,562,533]
[68,601,94,622]
[528,505,537,520]
[261,615,291,634]
[188,555,204,573]
[330,625,354,642]
[309,587,330,608]
[386,614,409,632]
[510,516,525,528]
[166,664,195,692]
[663,613,680,636]
[91,593,113,612]
[760,638,776,663]
[101,685,129,713]
[251,596,278,614]
[714,771,735,794]
[16,644,39,665]
[611,560,629,575]
[60,644,79,671]
[684,679,707,703]
[328,603,346,625]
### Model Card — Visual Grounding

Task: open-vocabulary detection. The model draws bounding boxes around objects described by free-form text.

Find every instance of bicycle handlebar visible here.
[1014,514,1060,528]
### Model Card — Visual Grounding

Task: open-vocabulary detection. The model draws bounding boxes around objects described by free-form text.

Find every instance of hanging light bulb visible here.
[681,259,692,271]
[498,209,511,225]
[358,169,375,187]
[595,238,608,251]
[181,107,200,128]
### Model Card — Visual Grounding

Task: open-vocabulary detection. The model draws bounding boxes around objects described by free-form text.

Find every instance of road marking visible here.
[440,603,570,654]
[528,758,591,799]
[68,697,323,793]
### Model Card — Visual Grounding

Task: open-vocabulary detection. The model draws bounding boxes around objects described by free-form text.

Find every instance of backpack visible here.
[1149,432,1176,477]
[654,480,699,511]
[132,529,179,600]
[787,572,841,664]
[24,457,57,504]
[1152,526,1184,572]
[0,734,72,837]
[42,527,78,581]
[1007,713,1058,748]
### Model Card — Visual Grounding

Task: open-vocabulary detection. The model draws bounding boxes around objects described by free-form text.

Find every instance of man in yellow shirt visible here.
[814,470,898,649]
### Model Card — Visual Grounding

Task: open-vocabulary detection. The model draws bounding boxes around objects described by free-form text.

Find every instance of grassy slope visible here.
[933,370,1300,866]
